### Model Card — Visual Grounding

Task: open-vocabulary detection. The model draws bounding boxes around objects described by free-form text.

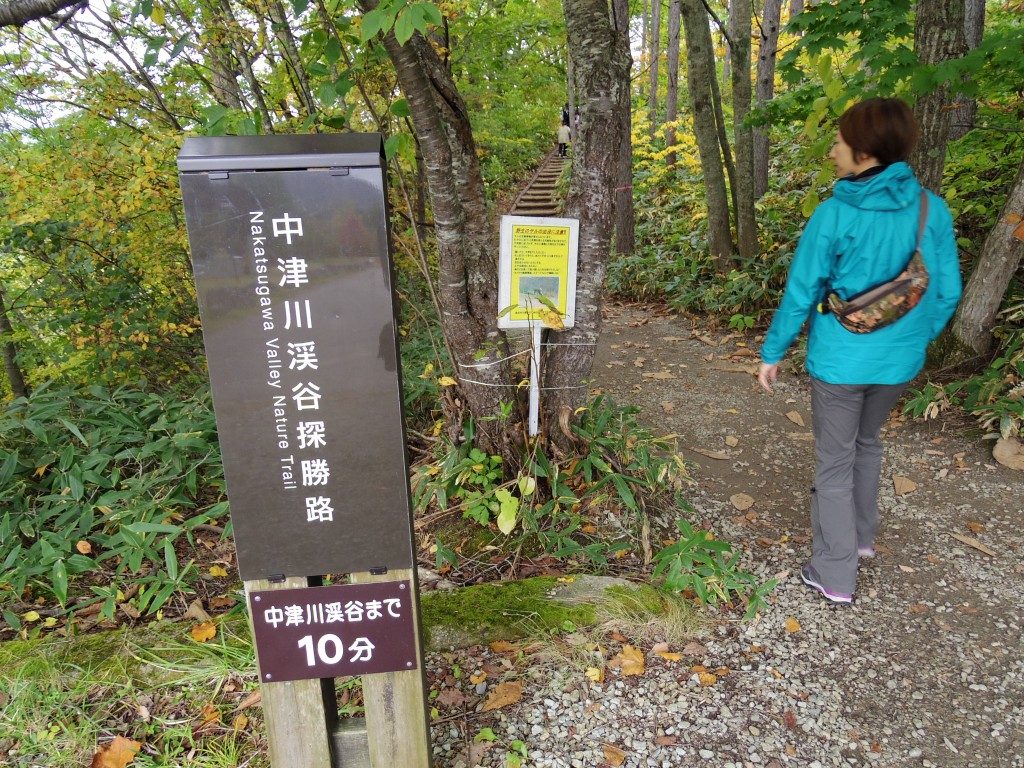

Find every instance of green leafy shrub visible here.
[0,384,227,625]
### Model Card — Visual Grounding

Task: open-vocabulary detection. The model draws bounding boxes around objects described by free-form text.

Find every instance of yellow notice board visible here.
[497,215,579,329]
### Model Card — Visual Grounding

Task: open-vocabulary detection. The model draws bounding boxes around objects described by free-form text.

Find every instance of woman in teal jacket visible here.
[757,98,962,605]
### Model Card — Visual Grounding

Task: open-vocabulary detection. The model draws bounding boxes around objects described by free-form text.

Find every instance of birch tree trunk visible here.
[0,287,28,400]
[948,0,985,141]
[730,0,757,258]
[753,0,782,199]
[614,0,635,257]
[545,0,631,436]
[356,0,515,459]
[648,0,661,139]
[948,158,1024,358]
[681,0,733,267]
[909,0,966,193]
[664,0,681,168]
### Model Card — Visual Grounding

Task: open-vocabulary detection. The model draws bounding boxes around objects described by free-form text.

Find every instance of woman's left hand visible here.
[758,362,779,393]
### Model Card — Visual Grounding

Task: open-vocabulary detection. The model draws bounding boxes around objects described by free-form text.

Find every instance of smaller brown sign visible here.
[249,581,417,683]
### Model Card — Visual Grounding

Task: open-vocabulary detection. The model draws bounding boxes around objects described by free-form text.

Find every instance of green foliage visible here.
[0,385,226,622]
[653,515,777,619]
[415,395,689,567]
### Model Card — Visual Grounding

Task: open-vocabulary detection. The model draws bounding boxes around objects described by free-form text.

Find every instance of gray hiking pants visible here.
[809,377,908,594]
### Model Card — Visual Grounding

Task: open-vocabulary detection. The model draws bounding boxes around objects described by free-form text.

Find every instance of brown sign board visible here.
[177,135,415,580]
[249,580,417,683]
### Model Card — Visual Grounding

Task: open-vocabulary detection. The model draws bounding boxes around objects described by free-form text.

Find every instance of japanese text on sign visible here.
[497,216,579,330]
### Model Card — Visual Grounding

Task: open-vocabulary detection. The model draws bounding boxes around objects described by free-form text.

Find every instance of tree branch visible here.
[0,0,81,27]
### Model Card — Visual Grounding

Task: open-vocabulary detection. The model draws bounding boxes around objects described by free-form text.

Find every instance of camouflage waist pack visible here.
[819,191,930,334]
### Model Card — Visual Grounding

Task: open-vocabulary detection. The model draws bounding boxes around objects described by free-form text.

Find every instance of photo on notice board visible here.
[518,275,561,311]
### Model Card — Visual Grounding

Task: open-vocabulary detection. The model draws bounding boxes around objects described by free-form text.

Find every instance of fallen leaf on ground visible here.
[190,621,217,643]
[183,599,212,623]
[481,680,522,711]
[119,603,141,620]
[231,714,248,731]
[690,446,730,460]
[614,645,645,676]
[641,370,677,380]
[730,493,755,511]
[76,540,92,554]
[893,475,918,495]
[655,735,679,746]
[898,564,916,573]
[585,666,605,683]
[236,690,262,710]
[711,362,759,374]
[470,671,487,685]
[209,565,228,577]
[436,687,466,708]
[660,401,675,414]
[950,531,997,557]
[725,435,739,447]
[654,648,682,662]
[682,641,706,656]
[489,640,517,654]
[602,744,627,766]
[785,617,801,634]
[925,554,941,565]
[633,357,646,367]
[90,736,141,768]
[908,603,928,614]
[967,521,985,533]
[783,710,798,729]
[785,410,805,427]
[993,436,1024,470]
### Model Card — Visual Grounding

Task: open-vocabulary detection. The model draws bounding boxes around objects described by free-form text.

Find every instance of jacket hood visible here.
[831,161,921,211]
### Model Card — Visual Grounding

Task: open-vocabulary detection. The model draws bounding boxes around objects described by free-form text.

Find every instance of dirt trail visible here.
[588,302,1024,767]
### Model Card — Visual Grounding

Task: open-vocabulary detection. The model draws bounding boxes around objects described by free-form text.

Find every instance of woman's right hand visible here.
[758,362,779,393]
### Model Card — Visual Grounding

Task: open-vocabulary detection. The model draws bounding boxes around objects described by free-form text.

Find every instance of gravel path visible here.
[428,303,1023,768]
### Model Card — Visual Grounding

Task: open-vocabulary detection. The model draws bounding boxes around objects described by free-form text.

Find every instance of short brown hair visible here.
[837,98,919,165]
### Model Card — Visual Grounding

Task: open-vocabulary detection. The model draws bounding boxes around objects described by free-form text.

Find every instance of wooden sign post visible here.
[178,135,431,768]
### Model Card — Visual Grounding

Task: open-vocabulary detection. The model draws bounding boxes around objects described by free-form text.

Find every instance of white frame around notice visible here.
[497,215,580,330]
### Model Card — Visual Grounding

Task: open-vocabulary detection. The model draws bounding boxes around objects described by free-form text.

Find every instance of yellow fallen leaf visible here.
[893,475,917,495]
[785,617,801,634]
[730,493,755,511]
[481,680,523,711]
[602,744,627,766]
[437,376,458,387]
[786,410,805,427]
[90,735,141,768]
[43,617,58,628]
[191,621,217,643]
[76,540,93,554]
[34,464,49,478]
[585,666,605,683]
[209,565,228,577]
[232,714,248,731]
[470,671,487,685]
[616,644,645,676]
[698,671,718,686]
[22,611,40,622]
[966,521,985,534]
[655,650,682,662]
[489,640,517,654]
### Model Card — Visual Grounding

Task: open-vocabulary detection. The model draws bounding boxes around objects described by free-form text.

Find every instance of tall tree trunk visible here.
[753,0,782,199]
[664,0,681,168]
[648,0,661,140]
[614,0,636,257]
[0,288,28,400]
[722,0,731,85]
[909,0,966,193]
[948,0,985,141]
[642,0,650,68]
[731,0,757,258]
[948,158,1024,358]
[681,0,733,268]
[710,71,739,227]
[545,0,631,434]
[788,0,803,20]
[267,0,317,118]
[356,0,514,459]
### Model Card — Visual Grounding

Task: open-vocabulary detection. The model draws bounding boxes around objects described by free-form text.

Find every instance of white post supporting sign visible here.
[498,215,580,436]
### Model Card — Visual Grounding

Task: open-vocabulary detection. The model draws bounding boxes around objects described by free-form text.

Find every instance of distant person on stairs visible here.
[756,98,962,607]
[557,122,571,157]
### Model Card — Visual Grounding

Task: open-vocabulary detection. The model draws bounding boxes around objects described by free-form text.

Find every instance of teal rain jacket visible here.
[760,162,962,384]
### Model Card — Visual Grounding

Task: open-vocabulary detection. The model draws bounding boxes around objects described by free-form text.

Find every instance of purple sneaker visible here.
[858,546,876,559]
[800,565,853,605]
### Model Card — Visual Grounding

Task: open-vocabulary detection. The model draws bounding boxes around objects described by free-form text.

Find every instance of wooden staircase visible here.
[509,150,568,217]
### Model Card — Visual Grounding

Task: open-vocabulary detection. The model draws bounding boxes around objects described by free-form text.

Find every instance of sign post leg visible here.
[349,568,432,767]
[245,577,334,768]
[529,323,542,436]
